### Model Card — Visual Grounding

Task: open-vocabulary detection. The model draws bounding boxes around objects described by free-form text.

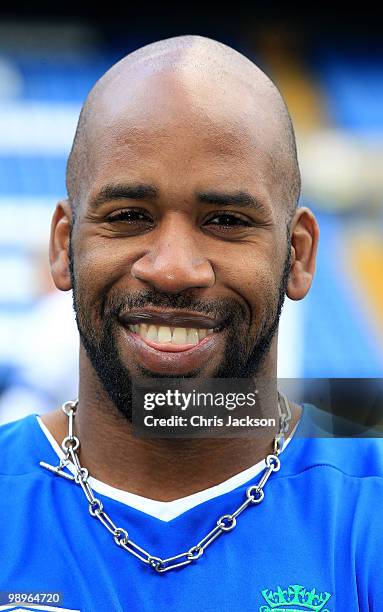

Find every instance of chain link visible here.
[39,394,290,573]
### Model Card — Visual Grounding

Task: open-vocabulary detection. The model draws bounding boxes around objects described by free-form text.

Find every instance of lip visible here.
[118,308,224,330]
[118,325,224,374]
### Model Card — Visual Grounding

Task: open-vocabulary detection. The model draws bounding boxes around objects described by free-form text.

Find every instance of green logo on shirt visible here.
[259,584,332,611]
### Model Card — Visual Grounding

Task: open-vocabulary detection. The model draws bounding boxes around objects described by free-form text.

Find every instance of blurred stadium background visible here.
[0,7,382,423]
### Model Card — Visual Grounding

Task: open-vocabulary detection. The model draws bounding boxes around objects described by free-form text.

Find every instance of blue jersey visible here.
[0,403,382,612]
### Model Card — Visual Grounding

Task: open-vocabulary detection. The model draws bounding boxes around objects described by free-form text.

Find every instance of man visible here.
[0,35,382,612]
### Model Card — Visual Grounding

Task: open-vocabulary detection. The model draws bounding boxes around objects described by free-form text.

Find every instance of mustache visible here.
[100,288,247,326]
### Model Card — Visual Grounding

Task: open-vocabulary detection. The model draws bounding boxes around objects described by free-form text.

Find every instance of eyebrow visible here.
[196,190,265,212]
[89,182,268,216]
[89,183,159,210]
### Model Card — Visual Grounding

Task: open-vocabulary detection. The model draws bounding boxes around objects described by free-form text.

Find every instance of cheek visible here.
[77,235,130,286]
[74,239,131,326]
[219,247,280,321]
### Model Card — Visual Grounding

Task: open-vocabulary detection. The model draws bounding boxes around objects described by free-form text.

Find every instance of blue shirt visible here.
[0,403,382,611]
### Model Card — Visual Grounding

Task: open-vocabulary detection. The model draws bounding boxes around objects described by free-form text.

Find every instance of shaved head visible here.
[66,35,300,225]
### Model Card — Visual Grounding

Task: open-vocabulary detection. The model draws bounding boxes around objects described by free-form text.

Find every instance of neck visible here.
[41,344,302,502]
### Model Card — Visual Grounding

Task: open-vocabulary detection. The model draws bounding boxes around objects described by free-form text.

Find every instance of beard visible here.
[69,234,291,422]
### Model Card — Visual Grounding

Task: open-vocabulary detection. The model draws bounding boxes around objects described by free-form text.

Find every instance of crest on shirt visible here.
[259,583,332,611]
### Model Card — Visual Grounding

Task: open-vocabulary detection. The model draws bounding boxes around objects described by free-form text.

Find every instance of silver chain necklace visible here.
[39,393,291,573]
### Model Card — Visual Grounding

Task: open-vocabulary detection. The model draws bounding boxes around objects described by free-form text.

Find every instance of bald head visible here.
[66,35,300,225]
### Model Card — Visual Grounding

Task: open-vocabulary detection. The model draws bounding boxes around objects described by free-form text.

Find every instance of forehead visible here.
[83,66,284,200]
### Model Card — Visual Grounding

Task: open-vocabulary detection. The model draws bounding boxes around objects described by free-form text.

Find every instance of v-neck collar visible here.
[35,408,302,522]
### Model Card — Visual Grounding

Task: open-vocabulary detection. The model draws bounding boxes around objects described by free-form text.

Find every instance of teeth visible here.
[172,327,187,344]
[158,326,172,343]
[140,323,148,338]
[187,328,199,344]
[128,323,216,345]
[147,325,158,341]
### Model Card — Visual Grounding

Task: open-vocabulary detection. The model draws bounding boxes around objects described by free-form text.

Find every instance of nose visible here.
[131,216,215,293]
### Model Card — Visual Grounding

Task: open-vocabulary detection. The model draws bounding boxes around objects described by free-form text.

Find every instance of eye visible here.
[203,213,254,228]
[107,209,154,224]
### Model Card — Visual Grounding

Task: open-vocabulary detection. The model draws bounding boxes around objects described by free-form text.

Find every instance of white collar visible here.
[36,414,298,522]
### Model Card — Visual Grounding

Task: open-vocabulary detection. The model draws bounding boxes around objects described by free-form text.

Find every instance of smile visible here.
[117,313,225,373]
[118,309,225,361]
[127,323,215,350]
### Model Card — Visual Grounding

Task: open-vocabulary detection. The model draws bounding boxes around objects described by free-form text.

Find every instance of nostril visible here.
[131,256,215,292]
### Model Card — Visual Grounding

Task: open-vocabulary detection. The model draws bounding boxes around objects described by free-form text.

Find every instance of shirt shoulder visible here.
[0,414,48,475]
[282,403,383,481]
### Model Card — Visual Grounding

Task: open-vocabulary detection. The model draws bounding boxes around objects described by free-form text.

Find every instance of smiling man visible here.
[0,35,382,612]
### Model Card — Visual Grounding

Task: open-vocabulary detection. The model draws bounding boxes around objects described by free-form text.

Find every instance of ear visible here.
[49,199,73,291]
[287,206,319,300]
